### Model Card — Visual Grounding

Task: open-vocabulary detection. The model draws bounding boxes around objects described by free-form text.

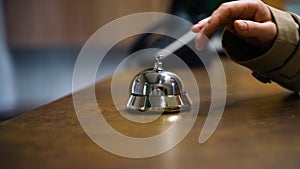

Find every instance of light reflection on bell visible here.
[126,59,192,113]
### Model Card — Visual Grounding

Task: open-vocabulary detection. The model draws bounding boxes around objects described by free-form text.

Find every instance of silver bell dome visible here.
[126,67,192,113]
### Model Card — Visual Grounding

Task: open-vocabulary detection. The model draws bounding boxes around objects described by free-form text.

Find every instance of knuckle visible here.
[219,2,230,8]
[217,3,230,13]
[217,2,233,16]
[252,0,264,8]
[211,3,232,25]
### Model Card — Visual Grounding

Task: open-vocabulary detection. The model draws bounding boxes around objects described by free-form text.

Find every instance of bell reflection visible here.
[167,115,180,122]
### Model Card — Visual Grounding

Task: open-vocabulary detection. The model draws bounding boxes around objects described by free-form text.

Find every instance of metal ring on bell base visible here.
[126,91,192,113]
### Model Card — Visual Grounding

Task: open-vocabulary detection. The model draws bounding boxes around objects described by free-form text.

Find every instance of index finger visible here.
[200,0,269,38]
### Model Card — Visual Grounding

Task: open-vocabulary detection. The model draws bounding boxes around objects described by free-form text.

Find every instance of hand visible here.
[192,0,277,50]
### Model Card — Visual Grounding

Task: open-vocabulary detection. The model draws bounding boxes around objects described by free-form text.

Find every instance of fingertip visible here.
[191,25,200,32]
[194,33,208,51]
[195,42,203,51]
[192,17,210,32]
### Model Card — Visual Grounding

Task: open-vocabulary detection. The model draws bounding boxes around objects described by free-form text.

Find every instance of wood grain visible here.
[1,59,300,169]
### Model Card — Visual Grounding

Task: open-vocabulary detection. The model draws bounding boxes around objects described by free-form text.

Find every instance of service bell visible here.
[126,58,192,113]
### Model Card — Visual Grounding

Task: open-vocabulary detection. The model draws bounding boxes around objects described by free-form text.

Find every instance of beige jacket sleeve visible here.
[222,6,300,92]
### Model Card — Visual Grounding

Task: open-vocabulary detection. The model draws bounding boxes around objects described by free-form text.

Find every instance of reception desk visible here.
[1,58,299,169]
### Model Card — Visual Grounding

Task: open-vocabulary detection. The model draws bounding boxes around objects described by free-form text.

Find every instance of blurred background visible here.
[0,0,299,121]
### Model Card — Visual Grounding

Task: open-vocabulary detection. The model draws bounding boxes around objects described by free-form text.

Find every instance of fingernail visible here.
[237,21,247,31]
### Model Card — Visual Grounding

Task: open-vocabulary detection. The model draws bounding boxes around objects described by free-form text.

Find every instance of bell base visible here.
[126,92,192,113]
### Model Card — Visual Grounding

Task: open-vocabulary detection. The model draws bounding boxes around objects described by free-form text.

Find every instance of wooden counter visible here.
[1,59,300,169]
